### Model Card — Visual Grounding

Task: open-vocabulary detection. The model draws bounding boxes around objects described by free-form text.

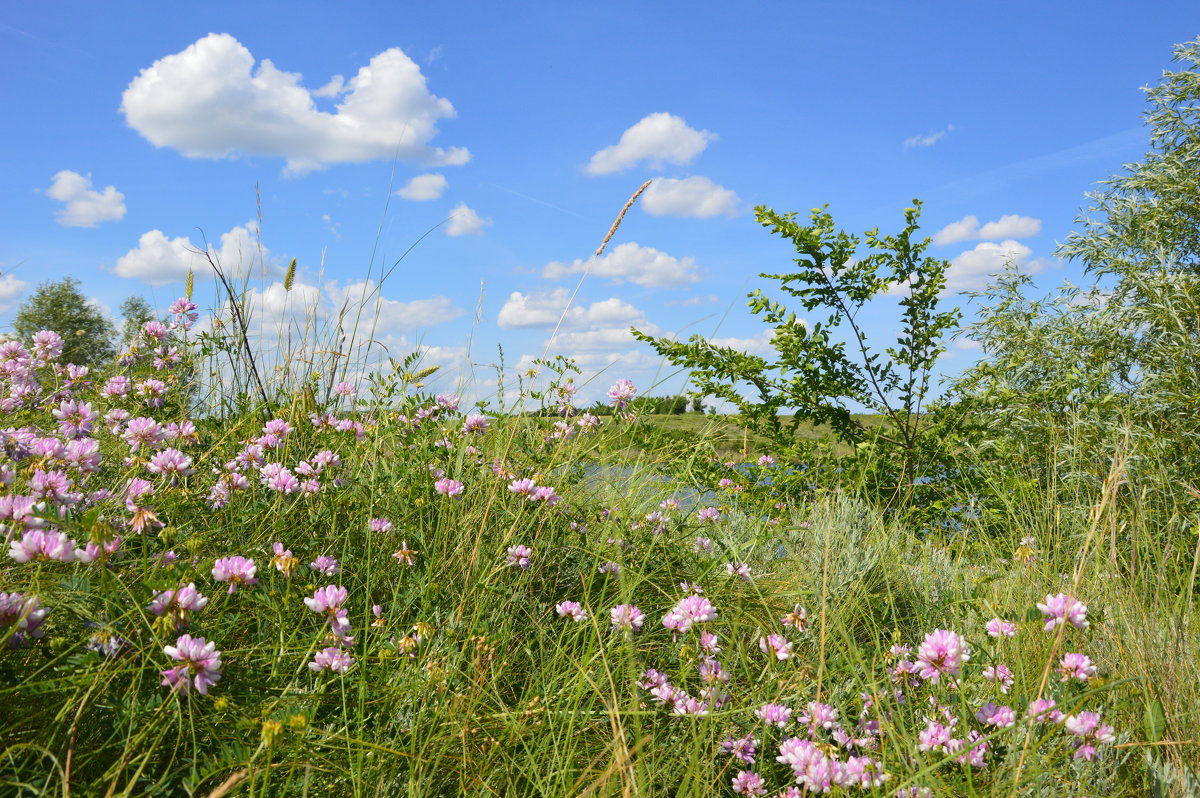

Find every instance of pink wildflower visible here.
[309,647,354,674]
[149,583,209,629]
[982,663,1015,693]
[505,544,532,569]
[915,629,969,682]
[1058,652,1098,682]
[726,562,751,581]
[1037,592,1089,631]
[662,594,718,635]
[271,542,298,576]
[8,529,79,563]
[985,617,1017,638]
[259,463,299,493]
[781,604,808,632]
[212,556,257,594]
[975,701,1017,728]
[1063,711,1116,761]
[0,592,49,647]
[755,703,792,727]
[31,330,64,361]
[161,634,222,695]
[1027,698,1064,723]
[759,633,793,661]
[697,506,720,524]
[434,477,463,498]
[531,485,559,505]
[606,378,637,410]
[369,517,393,533]
[556,601,587,621]
[508,478,536,496]
[304,585,353,639]
[147,448,193,479]
[799,701,839,734]
[392,542,417,566]
[721,733,758,764]
[309,555,340,576]
[731,770,766,796]
[917,721,954,753]
[609,604,644,632]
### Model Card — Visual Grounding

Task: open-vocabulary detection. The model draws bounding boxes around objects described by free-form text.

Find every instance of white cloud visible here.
[903,124,955,150]
[325,280,463,330]
[932,215,979,246]
[641,176,739,218]
[943,240,1034,295]
[114,221,263,285]
[0,273,30,314]
[200,278,462,349]
[397,173,447,201]
[978,214,1042,240]
[497,289,646,330]
[542,242,701,288]
[312,75,345,98]
[933,213,1042,246]
[86,297,115,324]
[120,33,469,175]
[445,202,490,236]
[586,113,716,175]
[45,170,126,227]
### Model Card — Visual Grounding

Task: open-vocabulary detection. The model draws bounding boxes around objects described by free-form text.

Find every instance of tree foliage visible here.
[634,200,961,508]
[12,277,116,367]
[118,295,156,347]
[954,36,1200,530]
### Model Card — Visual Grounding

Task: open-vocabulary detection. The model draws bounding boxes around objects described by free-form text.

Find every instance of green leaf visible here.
[1145,699,1167,743]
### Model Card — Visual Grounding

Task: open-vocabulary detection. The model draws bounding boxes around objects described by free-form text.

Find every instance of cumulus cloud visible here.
[542,242,701,288]
[45,170,126,227]
[932,215,980,246]
[445,202,490,236]
[903,124,955,150]
[497,289,646,330]
[586,113,716,175]
[114,221,262,285]
[397,173,447,201]
[978,214,1042,240]
[0,273,30,314]
[641,176,739,218]
[325,280,463,330]
[199,278,462,356]
[933,213,1042,245]
[120,33,469,174]
[545,327,651,351]
[943,240,1034,295]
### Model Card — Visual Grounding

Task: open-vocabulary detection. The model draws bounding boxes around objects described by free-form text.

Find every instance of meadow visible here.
[0,298,1197,797]
[7,40,1200,790]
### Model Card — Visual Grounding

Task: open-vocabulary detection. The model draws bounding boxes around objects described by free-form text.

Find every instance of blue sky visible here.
[2,3,1197,406]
